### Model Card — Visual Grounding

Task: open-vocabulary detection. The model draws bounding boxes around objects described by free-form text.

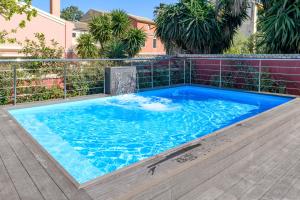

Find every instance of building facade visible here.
[0,0,74,58]
[0,1,165,58]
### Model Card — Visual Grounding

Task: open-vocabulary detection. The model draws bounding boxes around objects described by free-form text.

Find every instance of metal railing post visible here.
[13,65,17,105]
[168,59,171,86]
[151,61,154,88]
[183,59,186,84]
[219,60,222,88]
[103,66,106,94]
[258,59,262,92]
[136,71,140,91]
[63,65,67,99]
[189,59,192,85]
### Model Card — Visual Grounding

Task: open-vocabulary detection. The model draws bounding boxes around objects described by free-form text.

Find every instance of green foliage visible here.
[0,65,13,104]
[0,0,37,43]
[81,9,145,58]
[258,0,300,53]
[123,29,146,57]
[110,9,131,38]
[154,0,248,54]
[16,86,64,103]
[20,33,64,59]
[89,15,112,50]
[76,33,98,58]
[60,6,83,21]
[224,32,268,54]
[104,40,126,59]
[66,64,105,97]
[3,33,66,105]
[224,33,251,54]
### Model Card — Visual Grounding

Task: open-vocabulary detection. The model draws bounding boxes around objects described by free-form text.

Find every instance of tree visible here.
[258,0,300,53]
[20,33,64,58]
[105,40,126,58]
[123,29,146,57]
[110,9,131,38]
[76,33,98,58]
[154,0,248,54]
[60,6,83,21]
[0,0,37,43]
[89,15,112,51]
[83,9,146,58]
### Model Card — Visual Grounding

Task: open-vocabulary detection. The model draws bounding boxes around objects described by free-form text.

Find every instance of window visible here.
[72,32,76,38]
[153,37,157,49]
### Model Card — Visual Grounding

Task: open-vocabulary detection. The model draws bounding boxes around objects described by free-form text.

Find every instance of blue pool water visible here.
[9,86,292,183]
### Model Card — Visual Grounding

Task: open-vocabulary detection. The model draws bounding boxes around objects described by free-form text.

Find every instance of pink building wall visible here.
[0,8,74,58]
[134,21,165,56]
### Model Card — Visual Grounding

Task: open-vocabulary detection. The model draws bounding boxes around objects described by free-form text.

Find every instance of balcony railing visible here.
[0,57,299,105]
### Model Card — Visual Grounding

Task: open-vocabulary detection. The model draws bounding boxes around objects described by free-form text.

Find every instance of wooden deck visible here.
[0,98,300,200]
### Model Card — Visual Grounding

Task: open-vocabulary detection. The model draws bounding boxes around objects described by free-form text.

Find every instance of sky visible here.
[32,0,178,19]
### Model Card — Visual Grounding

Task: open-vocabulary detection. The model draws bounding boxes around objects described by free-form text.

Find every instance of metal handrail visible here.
[187,57,300,61]
[0,57,174,63]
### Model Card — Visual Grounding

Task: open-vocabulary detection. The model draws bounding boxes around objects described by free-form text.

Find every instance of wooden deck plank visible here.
[178,122,300,200]
[0,126,44,200]
[259,162,300,200]
[0,118,69,200]
[282,178,300,200]
[213,129,300,199]
[215,139,300,200]
[240,148,300,200]
[0,154,20,200]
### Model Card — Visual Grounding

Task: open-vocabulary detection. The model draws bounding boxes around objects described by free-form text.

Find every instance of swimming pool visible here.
[9,86,292,184]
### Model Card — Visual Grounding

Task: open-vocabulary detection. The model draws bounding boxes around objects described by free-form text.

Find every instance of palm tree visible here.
[110,9,131,38]
[89,15,112,51]
[87,10,146,58]
[258,0,300,53]
[123,29,147,57]
[104,40,126,58]
[76,33,98,58]
[154,0,248,54]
